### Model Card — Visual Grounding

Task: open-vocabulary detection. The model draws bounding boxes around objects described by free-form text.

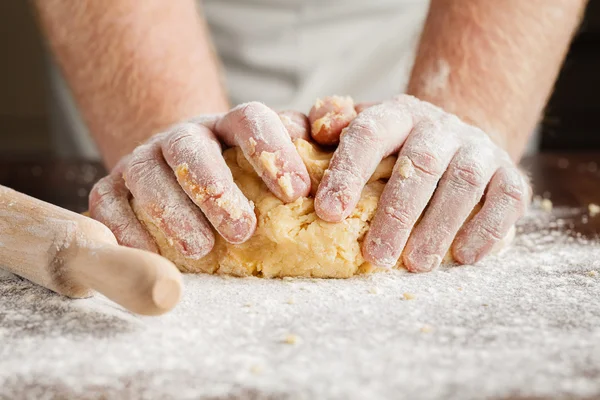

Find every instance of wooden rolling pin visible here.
[0,185,182,316]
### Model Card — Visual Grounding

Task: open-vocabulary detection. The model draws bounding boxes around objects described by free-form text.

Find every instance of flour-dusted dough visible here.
[133,139,513,278]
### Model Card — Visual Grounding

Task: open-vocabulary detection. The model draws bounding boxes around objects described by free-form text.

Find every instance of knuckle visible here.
[392,93,414,105]
[236,101,272,123]
[89,175,112,201]
[346,119,384,147]
[143,132,168,147]
[404,147,444,177]
[438,112,461,128]
[280,112,310,140]
[448,160,487,190]
[126,156,153,178]
[110,220,134,238]
[89,174,125,213]
[383,205,413,229]
[478,222,505,242]
[497,168,530,206]
[128,142,157,165]
[125,152,160,186]
[163,123,199,153]
[169,122,199,140]
[89,182,119,223]
[499,181,526,204]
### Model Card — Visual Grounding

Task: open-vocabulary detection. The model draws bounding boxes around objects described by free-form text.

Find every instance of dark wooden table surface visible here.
[1,152,599,237]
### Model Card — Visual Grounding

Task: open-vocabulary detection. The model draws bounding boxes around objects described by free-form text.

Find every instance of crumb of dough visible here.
[368,287,379,294]
[589,203,600,217]
[243,302,253,308]
[394,156,414,179]
[286,298,295,305]
[283,334,300,345]
[247,138,257,155]
[250,365,263,375]
[420,325,433,333]
[541,199,553,213]
[277,174,294,198]
[314,98,324,109]
[403,293,416,301]
[279,114,293,126]
[258,151,280,178]
[588,271,598,277]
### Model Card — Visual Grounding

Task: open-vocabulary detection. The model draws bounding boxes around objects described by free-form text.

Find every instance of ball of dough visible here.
[133,139,512,278]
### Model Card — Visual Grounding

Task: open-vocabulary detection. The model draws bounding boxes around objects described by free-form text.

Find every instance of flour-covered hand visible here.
[89,103,311,258]
[310,95,530,272]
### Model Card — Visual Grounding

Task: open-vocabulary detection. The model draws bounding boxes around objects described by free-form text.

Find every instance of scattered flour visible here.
[0,206,599,399]
[541,199,553,212]
[589,203,600,218]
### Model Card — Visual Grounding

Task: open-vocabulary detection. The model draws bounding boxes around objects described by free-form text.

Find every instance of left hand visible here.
[308,95,531,272]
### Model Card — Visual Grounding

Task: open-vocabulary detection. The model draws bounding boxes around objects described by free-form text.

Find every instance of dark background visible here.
[0,1,598,158]
[541,0,600,150]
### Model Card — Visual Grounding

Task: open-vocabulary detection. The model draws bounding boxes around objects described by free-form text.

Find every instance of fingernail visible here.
[454,245,478,265]
[405,250,442,273]
[316,190,346,222]
[291,172,311,197]
[363,238,397,268]
[175,229,215,260]
[216,214,256,244]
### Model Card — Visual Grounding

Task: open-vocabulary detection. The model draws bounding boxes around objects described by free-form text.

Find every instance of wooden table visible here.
[1,152,599,236]
[521,152,600,238]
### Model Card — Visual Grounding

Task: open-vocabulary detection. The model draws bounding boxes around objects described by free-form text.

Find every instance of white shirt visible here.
[50,0,430,158]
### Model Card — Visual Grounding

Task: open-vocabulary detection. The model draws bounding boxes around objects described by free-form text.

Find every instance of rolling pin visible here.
[0,185,182,316]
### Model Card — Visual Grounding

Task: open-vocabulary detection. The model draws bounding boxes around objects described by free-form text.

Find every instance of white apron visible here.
[49,0,430,158]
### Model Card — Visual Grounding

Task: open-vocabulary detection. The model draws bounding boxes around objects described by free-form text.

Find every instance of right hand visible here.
[89,102,311,259]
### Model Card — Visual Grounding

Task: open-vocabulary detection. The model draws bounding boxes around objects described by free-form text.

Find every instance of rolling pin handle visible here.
[68,245,183,316]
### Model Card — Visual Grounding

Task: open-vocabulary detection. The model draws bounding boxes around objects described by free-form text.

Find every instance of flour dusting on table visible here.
[1,206,599,400]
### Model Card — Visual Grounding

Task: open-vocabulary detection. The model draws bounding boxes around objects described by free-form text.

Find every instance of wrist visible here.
[96,96,230,170]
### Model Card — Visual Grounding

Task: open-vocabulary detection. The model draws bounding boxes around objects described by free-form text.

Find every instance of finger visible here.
[187,113,226,131]
[215,102,311,202]
[278,110,310,141]
[309,95,357,146]
[362,120,460,267]
[161,123,257,244]
[123,139,215,259]
[189,110,311,141]
[355,101,380,114]
[402,143,499,272]
[89,160,159,253]
[314,101,414,222]
[452,167,530,264]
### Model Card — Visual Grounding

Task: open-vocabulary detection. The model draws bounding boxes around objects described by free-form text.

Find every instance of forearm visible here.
[407,0,587,160]
[33,0,229,168]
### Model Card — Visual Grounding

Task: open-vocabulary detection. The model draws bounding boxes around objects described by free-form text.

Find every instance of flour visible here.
[1,205,599,399]
[420,58,451,98]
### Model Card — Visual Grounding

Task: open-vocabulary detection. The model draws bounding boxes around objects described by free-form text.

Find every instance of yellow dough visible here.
[133,139,512,278]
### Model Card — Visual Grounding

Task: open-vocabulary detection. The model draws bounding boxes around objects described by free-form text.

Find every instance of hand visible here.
[309,95,531,272]
[89,103,311,259]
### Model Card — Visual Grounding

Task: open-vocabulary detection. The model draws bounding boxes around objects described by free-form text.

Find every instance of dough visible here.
[133,139,512,278]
